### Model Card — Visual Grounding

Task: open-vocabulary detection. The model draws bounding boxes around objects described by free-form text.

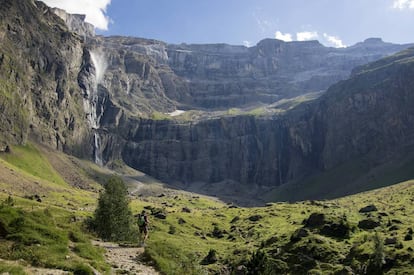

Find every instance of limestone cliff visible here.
[108,48,414,202]
[0,0,90,154]
[2,0,414,202]
[166,38,411,109]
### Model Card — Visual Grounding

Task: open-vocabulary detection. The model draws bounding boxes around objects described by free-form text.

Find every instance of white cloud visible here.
[41,0,112,30]
[296,31,319,41]
[243,40,252,47]
[275,31,293,42]
[323,33,346,48]
[393,0,414,9]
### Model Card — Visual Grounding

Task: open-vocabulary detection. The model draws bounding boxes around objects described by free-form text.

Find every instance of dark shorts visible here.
[139,225,148,234]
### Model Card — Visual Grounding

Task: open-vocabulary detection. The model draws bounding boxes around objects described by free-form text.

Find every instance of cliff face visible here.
[86,35,413,117]
[108,48,414,200]
[166,38,411,109]
[317,49,414,169]
[0,0,91,154]
[2,0,414,202]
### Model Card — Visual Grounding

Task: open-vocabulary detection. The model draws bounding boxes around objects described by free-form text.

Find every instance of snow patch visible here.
[167,110,186,117]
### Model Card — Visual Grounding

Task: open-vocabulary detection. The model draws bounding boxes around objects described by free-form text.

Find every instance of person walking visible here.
[137,210,149,246]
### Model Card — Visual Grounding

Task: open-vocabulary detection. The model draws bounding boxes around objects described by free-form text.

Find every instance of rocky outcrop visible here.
[166,38,412,109]
[2,0,414,203]
[102,47,414,201]
[0,0,90,154]
[51,7,95,38]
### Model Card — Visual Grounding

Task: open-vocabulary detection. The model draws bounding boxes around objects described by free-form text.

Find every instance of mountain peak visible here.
[363,37,384,44]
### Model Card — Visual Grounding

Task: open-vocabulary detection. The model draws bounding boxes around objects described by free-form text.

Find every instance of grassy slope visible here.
[0,144,109,274]
[131,180,414,274]
[0,143,413,274]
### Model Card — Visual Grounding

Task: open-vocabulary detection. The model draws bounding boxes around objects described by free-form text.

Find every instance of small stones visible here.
[384,237,398,245]
[24,194,43,203]
[230,216,240,223]
[248,215,262,222]
[389,225,399,231]
[181,207,191,213]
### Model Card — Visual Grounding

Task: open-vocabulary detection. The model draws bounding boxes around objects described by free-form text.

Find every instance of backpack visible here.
[138,214,146,227]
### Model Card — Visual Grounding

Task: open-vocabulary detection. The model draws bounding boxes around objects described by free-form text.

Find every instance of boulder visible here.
[200,249,217,265]
[212,226,225,238]
[290,228,309,242]
[358,219,380,230]
[154,212,167,219]
[320,222,350,238]
[404,234,412,241]
[305,213,326,227]
[359,205,378,213]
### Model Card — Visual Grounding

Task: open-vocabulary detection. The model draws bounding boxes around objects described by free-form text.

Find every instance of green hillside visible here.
[0,144,413,274]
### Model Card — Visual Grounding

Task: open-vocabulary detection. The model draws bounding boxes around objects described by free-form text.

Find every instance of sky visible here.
[41,0,414,48]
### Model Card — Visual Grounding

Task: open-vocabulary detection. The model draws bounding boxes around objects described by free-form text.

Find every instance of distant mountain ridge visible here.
[1,0,414,202]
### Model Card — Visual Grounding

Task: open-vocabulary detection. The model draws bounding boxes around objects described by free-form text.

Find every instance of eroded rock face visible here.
[166,39,412,109]
[0,0,90,154]
[3,0,414,203]
[104,48,414,197]
[51,7,95,38]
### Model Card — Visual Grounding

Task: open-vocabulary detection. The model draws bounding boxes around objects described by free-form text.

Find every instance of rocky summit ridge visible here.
[1,0,414,202]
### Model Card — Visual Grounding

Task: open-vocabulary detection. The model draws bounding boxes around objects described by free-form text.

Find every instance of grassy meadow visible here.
[0,143,413,274]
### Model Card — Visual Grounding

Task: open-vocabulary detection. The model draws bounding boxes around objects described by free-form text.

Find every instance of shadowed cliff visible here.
[2,0,414,204]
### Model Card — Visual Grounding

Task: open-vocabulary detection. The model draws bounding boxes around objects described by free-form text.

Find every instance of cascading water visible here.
[93,132,103,166]
[83,49,107,165]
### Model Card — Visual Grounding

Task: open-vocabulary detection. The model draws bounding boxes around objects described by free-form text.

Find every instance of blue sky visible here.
[42,0,414,47]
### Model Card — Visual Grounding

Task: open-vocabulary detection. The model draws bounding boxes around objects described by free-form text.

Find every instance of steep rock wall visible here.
[0,0,90,154]
[100,48,414,193]
[166,38,412,109]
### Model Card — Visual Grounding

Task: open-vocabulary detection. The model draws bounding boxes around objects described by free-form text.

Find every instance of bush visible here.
[90,176,135,241]
[73,263,94,275]
[366,233,385,274]
[245,250,286,275]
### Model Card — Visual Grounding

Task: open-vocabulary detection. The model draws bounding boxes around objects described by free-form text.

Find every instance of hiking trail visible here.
[92,240,159,274]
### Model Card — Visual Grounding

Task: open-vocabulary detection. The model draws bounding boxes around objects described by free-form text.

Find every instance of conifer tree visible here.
[92,176,134,241]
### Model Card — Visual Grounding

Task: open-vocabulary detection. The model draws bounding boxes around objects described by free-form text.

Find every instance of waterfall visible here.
[93,132,103,166]
[83,49,107,165]
[90,50,107,85]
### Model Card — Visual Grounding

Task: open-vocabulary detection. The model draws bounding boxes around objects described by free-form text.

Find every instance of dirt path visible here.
[92,240,159,275]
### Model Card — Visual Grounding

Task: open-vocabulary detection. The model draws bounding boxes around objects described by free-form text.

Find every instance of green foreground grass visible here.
[0,143,414,274]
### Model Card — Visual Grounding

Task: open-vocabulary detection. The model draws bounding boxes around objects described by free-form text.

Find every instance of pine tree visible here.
[92,176,134,241]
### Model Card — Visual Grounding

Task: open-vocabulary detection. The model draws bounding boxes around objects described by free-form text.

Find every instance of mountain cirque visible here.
[2,0,414,202]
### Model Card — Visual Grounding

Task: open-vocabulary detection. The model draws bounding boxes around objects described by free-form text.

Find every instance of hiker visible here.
[138,210,149,246]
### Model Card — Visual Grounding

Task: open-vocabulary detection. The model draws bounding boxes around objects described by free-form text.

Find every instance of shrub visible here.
[245,250,287,275]
[367,233,385,274]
